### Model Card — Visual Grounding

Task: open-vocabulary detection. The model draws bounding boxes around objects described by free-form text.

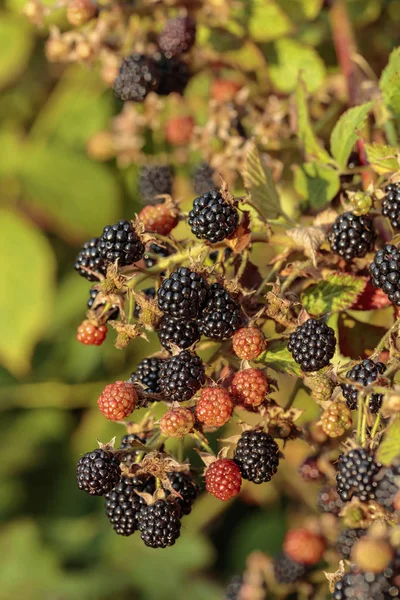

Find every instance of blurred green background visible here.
[1,0,400,598]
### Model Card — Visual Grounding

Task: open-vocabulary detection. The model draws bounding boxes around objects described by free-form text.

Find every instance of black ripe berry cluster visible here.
[129,357,164,394]
[369,244,400,305]
[288,318,336,372]
[188,190,239,244]
[234,429,280,484]
[382,183,400,230]
[158,350,205,402]
[76,448,121,496]
[328,212,375,261]
[336,448,381,502]
[74,237,106,280]
[341,359,385,414]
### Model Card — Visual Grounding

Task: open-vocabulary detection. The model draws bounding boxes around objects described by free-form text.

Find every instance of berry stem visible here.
[192,430,215,455]
[356,394,365,445]
[370,412,381,443]
[284,379,302,411]
[281,260,312,294]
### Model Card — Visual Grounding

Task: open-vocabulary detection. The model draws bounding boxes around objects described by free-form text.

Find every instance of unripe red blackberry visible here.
[196,386,233,428]
[273,553,307,584]
[97,381,138,421]
[98,220,144,266]
[230,368,268,408]
[233,429,279,484]
[321,401,352,438]
[159,407,195,437]
[382,183,400,230]
[158,16,196,57]
[328,212,375,261]
[336,447,381,502]
[77,448,121,496]
[197,283,241,340]
[76,320,107,345]
[137,499,181,548]
[369,244,400,306]
[157,267,209,320]
[232,327,266,360]
[288,319,336,372]
[74,237,106,281]
[138,165,174,204]
[211,79,242,103]
[188,190,239,244]
[129,356,164,395]
[113,54,160,102]
[341,359,385,414]
[165,115,195,146]
[139,203,178,235]
[158,315,200,351]
[158,350,205,402]
[283,528,326,566]
[205,459,242,501]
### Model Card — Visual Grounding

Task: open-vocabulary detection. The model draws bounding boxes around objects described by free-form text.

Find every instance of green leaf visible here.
[301,274,367,316]
[380,47,400,117]
[278,0,323,20]
[364,143,399,174]
[0,13,33,88]
[0,210,55,375]
[330,103,372,169]
[293,162,340,210]
[223,40,266,72]
[242,142,283,220]
[257,341,301,376]
[19,144,120,241]
[376,417,400,466]
[266,38,325,93]
[295,78,333,164]
[247,0,293,42]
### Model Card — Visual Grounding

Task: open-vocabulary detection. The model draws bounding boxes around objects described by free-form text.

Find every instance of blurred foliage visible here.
[0,0,400,598]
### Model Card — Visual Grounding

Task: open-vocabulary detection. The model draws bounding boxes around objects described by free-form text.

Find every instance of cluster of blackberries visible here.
[113,16,196,103]
[333,565,399,600]
[288,318,336,372]
[341,359,385,414]
[76,437,198,548]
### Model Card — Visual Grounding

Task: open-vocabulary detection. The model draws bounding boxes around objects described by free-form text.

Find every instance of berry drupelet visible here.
[77,448,121,496]
[158,350,205,402]
[158,315,200,351]
[328,212,375,261]
[157,267,209,320]
[336,447,381,502]
[369,244,400,306]
[137,499,181,548]
[382,183,400,230]
[98,220,144,266]
[341,359,385,414]
[288,319,336,372]
[158,16,196,57]
[138,165,174,204]
[188,190,239,244]
[234,429,280,484]
[104,475,154,536]
[74,237,106,281]
[113,54,160,102]
[273,553,307,584]
[197,283,241,340]
[129,357,164,394]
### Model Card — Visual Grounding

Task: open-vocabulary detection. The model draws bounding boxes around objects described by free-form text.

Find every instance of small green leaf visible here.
[223,40,266,72]
[258,342,301,376]
[364,143,399,174]
[295,78,333,164]
[380,46,400,118]
[279,0,323,20]
[330,103,372,169]
[293,162,340,210]
[242,142,283,220]
[0,210,55,375]
[376,417,400,466]
[0,14,33,88]
[266,38,325,93]
[301,274,366,316]
[247,0,293,42]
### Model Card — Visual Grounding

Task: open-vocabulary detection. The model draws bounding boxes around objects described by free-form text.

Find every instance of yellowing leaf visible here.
[0,210,55,375]
[242,142,283,220]
[376,417,400,466]
[364,143,399,175]
[286,226,325,266]
[330,103,372,169]
[301,273,366,315]
[295,79,333,164]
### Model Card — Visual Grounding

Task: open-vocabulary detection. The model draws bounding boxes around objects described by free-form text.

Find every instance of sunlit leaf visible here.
[364,143,399,174]
[380,46,400,118]
[295,79,333,164]
[301,274,366,315]
[266,38,325,93]
[376,417,400,466]
[242,142,283,220]
[0,13,33,88]
[330,103,372,169]
[293,162,340,209]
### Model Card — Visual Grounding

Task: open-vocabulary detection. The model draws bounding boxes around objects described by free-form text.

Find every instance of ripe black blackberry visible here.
[98,220,144,266]
[113,54,160,102]
[375,464,400,512]
[382,183,400,230]
[328,212,375,261]
[317,486,344,515]
[234,429,280,484]
[157,267,209,320]
[188,190,239,244]
[193,162,216,195]
[143,243,171,269]
[137,499,181,548]
[74,237,106,281]
[336,528,366,559]
[167,471,198,516]
[153,51,190,96]
[129,357,164,394]
[369,244,400,306]
[287,319,336,372]
[273,552,307,584]
[87,288,119,319]
[158,16,196,58]
[224,575,243,600]
[76,448,121,496]
[104,475,155,536]
[333,569,393,600]
[158,315,200,351]
[138,165,173,204]
[341,359,385,414]
[336,447,381,502]
[158,350,205,402]
[197,283,241,340]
